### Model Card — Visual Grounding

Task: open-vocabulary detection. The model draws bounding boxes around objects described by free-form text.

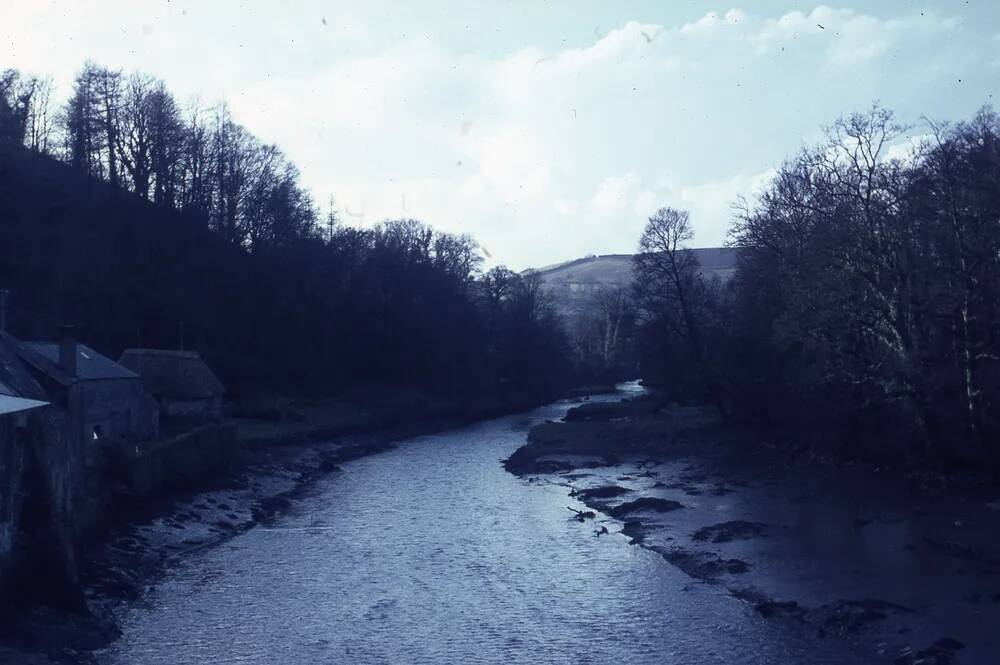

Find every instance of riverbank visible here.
[0,389,575,664]
[85,386,872,665]
[505,394,1000,665]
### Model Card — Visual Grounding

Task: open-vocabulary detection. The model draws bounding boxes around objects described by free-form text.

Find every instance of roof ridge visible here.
[22,341,138,381]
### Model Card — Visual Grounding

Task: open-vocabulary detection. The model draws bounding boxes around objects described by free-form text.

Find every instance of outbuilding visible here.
[118,349,226,424]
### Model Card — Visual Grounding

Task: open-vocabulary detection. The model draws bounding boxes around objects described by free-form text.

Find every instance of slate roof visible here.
[118,349,226,399]
[0,333,50,415]
[19,341,138,384]
[0,333,47,400]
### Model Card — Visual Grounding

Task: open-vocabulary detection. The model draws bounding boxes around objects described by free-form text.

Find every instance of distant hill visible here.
[530,248,739,318]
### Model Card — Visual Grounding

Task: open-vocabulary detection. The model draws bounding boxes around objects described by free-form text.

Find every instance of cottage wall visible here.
[0,383,163,609]
[110,421,238,495]
[0,407,88,612]
[35,400,91,537]
[1,379,161,555]
[73,378,159,444]
[0,415,26,601]
[0,342,168,611]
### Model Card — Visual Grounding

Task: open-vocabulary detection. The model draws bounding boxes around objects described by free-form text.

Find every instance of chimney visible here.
[59,325,78,378]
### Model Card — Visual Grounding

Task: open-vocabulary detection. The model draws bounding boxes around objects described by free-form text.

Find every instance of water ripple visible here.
[98,394,874,664]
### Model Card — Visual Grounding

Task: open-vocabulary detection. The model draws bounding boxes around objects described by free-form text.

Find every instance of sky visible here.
[3,1,999,270]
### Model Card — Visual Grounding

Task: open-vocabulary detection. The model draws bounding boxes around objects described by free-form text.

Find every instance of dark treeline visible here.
[0,64,572,400]
[564,286,638,386]
[635,104,1000,469]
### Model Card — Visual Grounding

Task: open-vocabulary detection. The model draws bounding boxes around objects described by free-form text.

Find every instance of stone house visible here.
[118,349,226,425]
[12,328,159,445]
[1,328,159,541]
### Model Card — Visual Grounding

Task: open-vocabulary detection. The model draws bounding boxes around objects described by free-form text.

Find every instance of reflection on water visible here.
[98,386,872,664]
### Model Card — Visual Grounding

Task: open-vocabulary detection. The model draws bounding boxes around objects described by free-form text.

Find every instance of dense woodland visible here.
[634,104,1000,468]
[0,63,574,401]
[11,61,998,468]
[564,285,637,386]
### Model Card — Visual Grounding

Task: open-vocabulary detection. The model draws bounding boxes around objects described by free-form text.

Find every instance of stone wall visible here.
[74,378,159,444]
[0,407,88,612]
[0,416,26,606]
[1,382,237,615]
[110,421,238,496]
[37,397,94,538]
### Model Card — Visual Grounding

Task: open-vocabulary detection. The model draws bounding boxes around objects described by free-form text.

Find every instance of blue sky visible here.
[3,1,999,269]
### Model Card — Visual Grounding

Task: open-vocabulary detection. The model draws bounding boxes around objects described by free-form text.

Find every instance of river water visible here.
[97,387,875,664]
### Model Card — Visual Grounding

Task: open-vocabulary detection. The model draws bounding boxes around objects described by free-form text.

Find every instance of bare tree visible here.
[594,286,632,370]
[0,69,31,146]
[634,207,702,352]
[117,73,157,198]
[22,75,55,154]
[91,66,123,187]
[63,62,103,175]
[210,105,253,244]
[178,98,212,216]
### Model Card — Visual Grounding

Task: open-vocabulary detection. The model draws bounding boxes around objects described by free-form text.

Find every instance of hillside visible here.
[531,248,738,317]
[0,144,273,388]
[0,144,576,398]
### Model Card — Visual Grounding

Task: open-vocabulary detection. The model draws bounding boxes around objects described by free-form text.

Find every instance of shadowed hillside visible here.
[531,249,738,317]
[0,143,252,377]
[0,142,572,400]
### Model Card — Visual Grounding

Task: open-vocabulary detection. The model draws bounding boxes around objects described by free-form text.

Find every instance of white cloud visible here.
[667,170,777,246]
[581,169,776,253]
[885,134,931,164]
[235,49,431,132]
[464,125,553,203]
[591,174,642,215]
[229,6,1000,268]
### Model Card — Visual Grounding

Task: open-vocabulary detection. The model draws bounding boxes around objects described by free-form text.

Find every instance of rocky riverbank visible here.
[505,394,1000,665]
[0,390,565,664]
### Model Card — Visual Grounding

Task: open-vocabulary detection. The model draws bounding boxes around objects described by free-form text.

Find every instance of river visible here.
[96,387,875,664]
